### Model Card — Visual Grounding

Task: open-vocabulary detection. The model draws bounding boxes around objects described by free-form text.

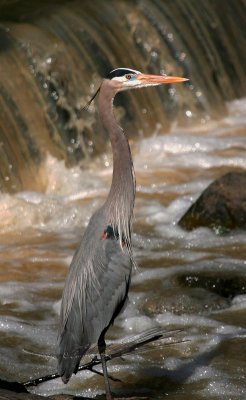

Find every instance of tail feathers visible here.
[57,332,90,383]
[57,352,81,384]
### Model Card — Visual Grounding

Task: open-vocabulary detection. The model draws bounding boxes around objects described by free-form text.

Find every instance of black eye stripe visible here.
[107,68,139,80]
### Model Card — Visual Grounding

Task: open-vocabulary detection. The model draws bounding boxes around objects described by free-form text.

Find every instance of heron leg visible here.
[98,338,113,400]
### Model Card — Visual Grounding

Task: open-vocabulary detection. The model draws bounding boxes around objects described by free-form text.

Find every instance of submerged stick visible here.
[23,328,185,388]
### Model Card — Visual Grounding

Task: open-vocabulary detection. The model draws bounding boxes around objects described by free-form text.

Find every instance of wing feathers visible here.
[57,232,132,383]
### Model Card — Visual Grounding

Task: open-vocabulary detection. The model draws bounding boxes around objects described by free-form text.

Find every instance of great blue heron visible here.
[57,68,187,399]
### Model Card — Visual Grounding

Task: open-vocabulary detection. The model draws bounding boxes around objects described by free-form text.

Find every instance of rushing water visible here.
[0,97,246,400]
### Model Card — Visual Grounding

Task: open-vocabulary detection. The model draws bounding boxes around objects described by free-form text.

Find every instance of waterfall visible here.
[0,0,245,192]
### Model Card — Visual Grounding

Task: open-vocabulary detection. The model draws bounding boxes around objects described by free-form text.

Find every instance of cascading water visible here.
[0,0,245,191]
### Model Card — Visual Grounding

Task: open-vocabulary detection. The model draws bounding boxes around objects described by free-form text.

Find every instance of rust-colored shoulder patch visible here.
[100,231,108,239]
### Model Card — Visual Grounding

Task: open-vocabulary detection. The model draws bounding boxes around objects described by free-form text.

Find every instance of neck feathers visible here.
[98,81,136,252]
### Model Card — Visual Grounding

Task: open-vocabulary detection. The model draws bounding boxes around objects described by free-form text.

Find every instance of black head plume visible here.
[82,85,101,111]
[107,68,140,80]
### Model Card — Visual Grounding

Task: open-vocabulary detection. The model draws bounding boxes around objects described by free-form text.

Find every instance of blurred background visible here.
[0,1,246,399]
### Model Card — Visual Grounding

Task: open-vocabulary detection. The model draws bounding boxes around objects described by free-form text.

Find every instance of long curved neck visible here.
[98,81,135,247]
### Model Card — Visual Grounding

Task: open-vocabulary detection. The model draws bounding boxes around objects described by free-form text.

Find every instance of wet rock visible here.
[0,389,38,399]
[0,379,27,394]
[0,379,73,399]
[178,272,246,298]
[142,287,229,316]
[0,388,73,399]
[179,171,246,233]
[0,389,73,399]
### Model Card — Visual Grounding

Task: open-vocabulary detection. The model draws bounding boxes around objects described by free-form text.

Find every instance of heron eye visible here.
[125,74,132,80]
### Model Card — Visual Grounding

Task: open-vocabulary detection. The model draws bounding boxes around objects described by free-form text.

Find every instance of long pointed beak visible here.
[136,73,188,84]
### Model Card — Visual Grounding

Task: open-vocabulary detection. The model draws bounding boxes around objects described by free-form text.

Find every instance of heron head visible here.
[83,68,188,109]
[107,68,188,91]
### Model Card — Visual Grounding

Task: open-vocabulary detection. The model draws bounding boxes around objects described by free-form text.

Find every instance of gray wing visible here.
[57,215,132,383]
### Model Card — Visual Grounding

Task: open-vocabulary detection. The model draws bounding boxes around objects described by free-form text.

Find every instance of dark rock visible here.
[0,379,73,399]
[0,379,27,393]
[0,388,72,399]
[142,287,229,316]
[178,272,246,298]
[179,171,246,233]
